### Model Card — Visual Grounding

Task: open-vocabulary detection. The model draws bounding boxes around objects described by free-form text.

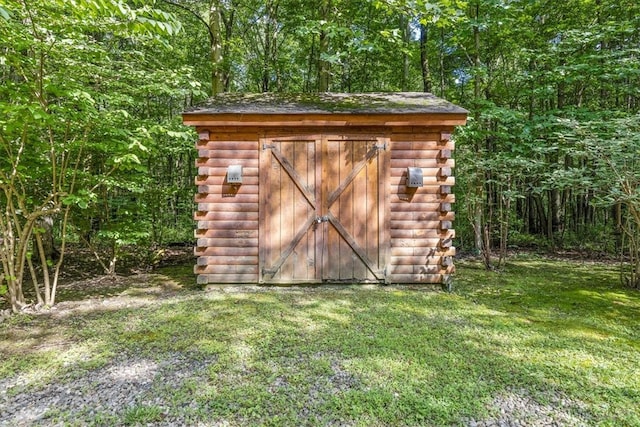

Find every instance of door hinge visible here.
[262,143,276,150]
[374,143,387,151]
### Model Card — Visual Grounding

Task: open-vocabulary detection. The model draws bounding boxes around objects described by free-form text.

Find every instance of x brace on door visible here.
[260,137,388,283]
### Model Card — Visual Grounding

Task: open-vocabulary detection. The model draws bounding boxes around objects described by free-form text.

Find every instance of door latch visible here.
[315,215,329,224]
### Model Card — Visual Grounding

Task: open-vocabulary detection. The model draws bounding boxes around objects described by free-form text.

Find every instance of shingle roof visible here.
[184,92,468,115]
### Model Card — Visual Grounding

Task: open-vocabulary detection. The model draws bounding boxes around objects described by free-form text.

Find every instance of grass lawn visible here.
[1,258,639,426]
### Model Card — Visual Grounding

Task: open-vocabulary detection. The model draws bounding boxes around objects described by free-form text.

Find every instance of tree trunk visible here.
[210,1,224,95]
[472,1,487,262]
[221,8,234,91]
[533,194,548,238]
[262,17,271,92]
[420,23,431,93]
[37,215,59,261]
[473,2,481,103]
[439,28,445,97]
[401,15,410,91]
[550,189,562,233]
[318,0,331,92]
[34,232,52,305]
[498,179,511,268]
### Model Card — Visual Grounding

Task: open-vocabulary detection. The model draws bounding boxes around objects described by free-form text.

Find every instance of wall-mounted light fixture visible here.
[227,165,243,184]
[407,167,423,188]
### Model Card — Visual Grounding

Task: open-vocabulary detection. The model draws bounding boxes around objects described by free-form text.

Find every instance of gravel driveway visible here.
[0,353,588,426]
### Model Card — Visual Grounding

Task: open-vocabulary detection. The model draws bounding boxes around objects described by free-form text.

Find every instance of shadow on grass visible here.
[1,259,639,426]
[455,260,639,340]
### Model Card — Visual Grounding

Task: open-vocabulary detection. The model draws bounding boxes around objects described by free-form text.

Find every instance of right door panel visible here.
[322,137,389,282]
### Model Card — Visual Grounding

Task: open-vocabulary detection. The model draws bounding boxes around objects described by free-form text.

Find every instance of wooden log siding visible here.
[194,134,260,284]
[388,131,456,283]
[193,131,456,285]
[184,93,467,285]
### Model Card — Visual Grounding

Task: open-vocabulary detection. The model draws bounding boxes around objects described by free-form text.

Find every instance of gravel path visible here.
[464,390,588,427]
[1,352,216,426]
[1,354,589,427]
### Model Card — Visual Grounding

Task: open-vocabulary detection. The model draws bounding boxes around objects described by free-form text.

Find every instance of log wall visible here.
[387,129,456,284]
[194,131,260,284]
[194,127,456,285]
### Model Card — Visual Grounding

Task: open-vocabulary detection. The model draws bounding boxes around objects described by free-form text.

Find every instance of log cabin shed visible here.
[182,92,467,285]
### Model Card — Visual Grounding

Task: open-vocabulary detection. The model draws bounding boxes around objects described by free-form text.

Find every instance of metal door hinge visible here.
[262,143,276,150]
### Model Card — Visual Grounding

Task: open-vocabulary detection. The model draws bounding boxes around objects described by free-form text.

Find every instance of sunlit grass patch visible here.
[122,404,164,425]
[1,258,639,425]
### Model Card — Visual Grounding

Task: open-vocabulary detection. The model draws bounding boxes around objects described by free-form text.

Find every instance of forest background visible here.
[1,0,639,311]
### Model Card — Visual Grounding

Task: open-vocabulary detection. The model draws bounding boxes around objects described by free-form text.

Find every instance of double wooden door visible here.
[259,136,389,283]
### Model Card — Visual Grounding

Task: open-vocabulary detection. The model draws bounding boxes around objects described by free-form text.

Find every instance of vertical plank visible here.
[317,138,326,280]
[258,138,270,284]
[279,140,295,280]
[321,137,329,280]
[339,139,354,279]
[271,142,283,280]
[379,137,391,283]
[301,141,311,280]
[302,141,317,280]
[325,138,341,280]
[293,141,309,280]
[365,140,379,281]
[351,141,368,280]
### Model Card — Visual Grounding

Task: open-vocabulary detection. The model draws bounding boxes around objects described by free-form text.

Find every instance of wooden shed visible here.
[182,92,467,285]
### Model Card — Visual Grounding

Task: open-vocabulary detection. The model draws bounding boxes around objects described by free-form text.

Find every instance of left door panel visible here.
[259,138,321,283]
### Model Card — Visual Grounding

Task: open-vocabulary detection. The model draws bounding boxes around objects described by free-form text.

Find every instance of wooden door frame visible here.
[258,135,322,284]
[259,134,390,284]
[320,135,390,283]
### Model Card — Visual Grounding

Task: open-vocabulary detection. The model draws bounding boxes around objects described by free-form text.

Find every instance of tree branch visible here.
[160,0,214,45]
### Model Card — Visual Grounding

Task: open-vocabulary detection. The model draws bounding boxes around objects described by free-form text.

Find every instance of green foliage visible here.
[2,0,640,293]
[0,0,200,308]
[439,0,640,273]
[562,113,640,287]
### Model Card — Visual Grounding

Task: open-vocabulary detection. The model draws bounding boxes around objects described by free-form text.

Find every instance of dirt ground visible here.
[0,245,194,316]
[2,245,625,317]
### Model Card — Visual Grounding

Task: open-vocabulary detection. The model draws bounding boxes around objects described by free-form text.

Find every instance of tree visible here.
[0,0,186,311]
[161,0,235,95]
[564,114,640,288]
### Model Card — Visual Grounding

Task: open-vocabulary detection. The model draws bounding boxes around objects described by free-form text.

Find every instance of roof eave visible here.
[182,112,468,128]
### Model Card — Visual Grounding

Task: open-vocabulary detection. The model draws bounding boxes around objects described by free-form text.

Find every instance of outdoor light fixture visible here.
[407,167,424,188]
[227,165,243,184]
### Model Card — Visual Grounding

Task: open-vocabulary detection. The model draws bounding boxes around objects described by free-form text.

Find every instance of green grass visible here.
[123,405,165,425]
[1,258,639,426]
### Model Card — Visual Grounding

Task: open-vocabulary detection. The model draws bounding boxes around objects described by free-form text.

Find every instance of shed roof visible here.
[185,92,467,115]
[183,92,467,128]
